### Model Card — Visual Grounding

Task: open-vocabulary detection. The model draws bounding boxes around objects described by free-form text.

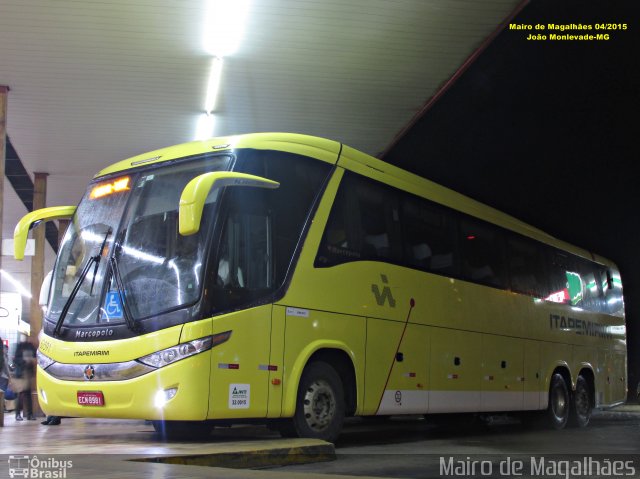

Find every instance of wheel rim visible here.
[302,379,336,432]
[551,384,567,421]
[575,384,590,418]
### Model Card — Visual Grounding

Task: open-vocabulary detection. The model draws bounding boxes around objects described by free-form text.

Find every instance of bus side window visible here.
[566,257,603,312]
[459,218,507,289]
[543,249,568,304]
[315,172,401,267]
[507,235,547,298]
[239,149,332,283]
[602,267,624,315]
[315,178,362,267]
[401,195,456,276]
[355,178,401,262]
[216,212,271,289]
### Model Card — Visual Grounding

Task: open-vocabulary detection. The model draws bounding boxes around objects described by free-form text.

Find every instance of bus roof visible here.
[95,133,342,178]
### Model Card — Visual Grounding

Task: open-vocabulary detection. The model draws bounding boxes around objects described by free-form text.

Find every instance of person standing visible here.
[13,339,36,421]
[0,338,10,392]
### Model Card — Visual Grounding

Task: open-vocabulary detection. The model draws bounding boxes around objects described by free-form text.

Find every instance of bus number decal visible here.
[229,384,250,409]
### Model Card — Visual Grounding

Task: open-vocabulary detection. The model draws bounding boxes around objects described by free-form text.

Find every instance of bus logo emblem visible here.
[371,274,396,308]
[84,365,95,380]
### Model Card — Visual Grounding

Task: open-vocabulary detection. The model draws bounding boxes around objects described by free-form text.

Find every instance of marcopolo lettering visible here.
[75,329,115,339]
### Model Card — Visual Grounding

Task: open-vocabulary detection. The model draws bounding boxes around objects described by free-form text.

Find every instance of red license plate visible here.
[77,391,105,406]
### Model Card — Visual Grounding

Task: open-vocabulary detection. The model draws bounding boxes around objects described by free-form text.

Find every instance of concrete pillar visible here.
[58,219,70,245]
[30,172,48,417]
[0,86,8,297]
[30,172,48,345]
[0,86,6,427]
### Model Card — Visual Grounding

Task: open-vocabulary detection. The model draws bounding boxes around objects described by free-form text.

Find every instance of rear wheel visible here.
[152,420,212,440]
[546,373,570,430]
[569,375,592,428]
[282,361,345,443]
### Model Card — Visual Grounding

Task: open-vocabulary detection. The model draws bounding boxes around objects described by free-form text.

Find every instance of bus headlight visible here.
[137,331,231,369]
[154,387,178,408]
[37,351,55,370]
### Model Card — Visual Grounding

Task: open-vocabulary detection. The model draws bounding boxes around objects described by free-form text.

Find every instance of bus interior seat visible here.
[430,253,453,271]
[412,243,432,261]
[469,264,494,281]
[364,233,389,257]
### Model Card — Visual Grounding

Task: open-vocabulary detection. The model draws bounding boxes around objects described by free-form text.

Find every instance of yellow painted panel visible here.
[384,323,429,391]
[208,305,272,419]
[612,351,627,404]
[430,328,482,392]
[480,334,523,411]
[375,323,429,415]
[268,305,287,417]
[523,339,542,409]
[362,318,404,414]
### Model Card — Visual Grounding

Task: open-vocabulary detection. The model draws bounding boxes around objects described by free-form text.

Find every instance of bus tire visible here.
[546,373,570,430]
[290,361,345,443]
[569,375,592,428]
[152,420,212,440]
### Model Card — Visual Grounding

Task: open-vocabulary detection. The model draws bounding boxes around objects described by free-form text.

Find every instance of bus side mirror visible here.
[178,172,279,236]
[14,206,76,260]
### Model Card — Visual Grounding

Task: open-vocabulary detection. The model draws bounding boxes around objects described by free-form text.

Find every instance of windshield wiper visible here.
[53,229,112,337]
[109,255,139,333]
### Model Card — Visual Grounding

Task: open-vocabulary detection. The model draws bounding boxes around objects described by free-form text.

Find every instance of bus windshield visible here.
[47,148,332,336]
[49,155,232,327]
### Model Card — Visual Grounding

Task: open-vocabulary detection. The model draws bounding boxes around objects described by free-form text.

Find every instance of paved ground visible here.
[1,406,639,478]
[0,414,340,479]
[275,406,640,478]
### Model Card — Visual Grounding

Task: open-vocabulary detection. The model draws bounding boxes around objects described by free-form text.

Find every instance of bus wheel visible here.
[291,361,345,443]
[152,420,212,440]
[546,373,570,430]
[569,375,592,428]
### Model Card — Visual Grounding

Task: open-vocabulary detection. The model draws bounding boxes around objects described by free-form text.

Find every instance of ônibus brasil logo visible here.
[7,455,73,478]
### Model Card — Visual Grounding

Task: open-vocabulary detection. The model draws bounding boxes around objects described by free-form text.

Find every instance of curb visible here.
[131,441,336,469]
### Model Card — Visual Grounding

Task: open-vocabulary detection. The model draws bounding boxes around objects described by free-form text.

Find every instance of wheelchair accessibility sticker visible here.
[103,291,123,319]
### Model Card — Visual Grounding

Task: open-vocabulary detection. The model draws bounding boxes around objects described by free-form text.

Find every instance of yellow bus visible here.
[15,133,626,442]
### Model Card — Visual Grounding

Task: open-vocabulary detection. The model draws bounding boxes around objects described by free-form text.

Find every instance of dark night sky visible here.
[384,0,640,392]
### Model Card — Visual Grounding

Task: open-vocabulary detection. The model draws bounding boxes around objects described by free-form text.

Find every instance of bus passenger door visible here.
[207,199,275,419]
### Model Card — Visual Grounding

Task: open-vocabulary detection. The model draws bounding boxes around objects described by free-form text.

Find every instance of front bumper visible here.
[36,351,210,420]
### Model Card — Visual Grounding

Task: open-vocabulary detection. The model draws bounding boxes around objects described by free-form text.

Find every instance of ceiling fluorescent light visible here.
[204,56,223,114]
[202,0,250,57]
[0,268,33,298]
[195,113,216,141]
